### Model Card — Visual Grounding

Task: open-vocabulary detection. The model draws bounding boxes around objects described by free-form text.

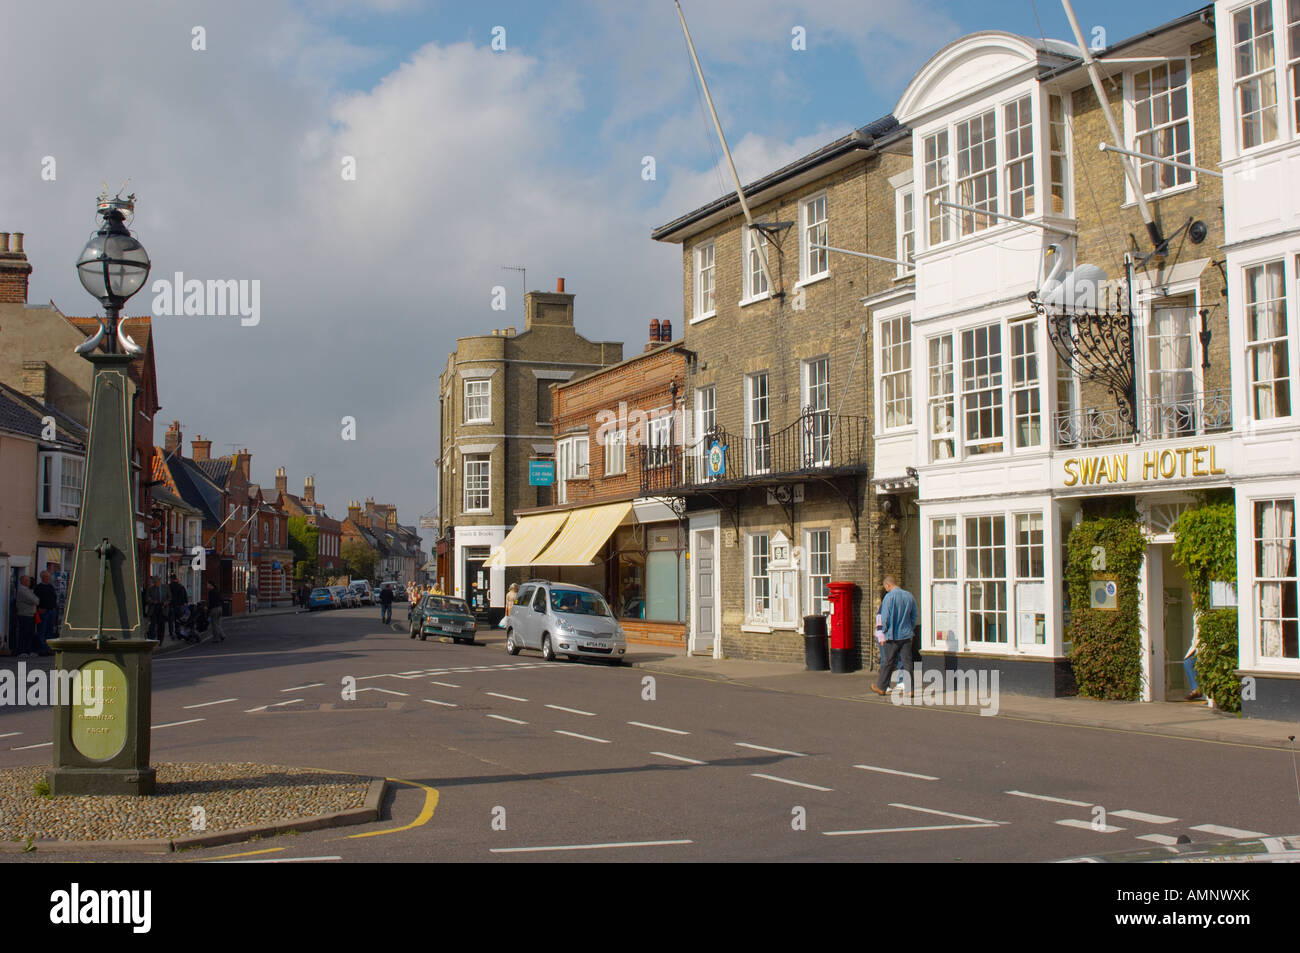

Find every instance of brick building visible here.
[488,324,691,647]
[436,280,621,617]
[0,231,160,581]
[277,471,344,581]
[651,116,911,664]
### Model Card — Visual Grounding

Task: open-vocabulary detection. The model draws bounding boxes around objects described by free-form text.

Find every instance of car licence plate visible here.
[585,641,610,650]
[441,624,460,633]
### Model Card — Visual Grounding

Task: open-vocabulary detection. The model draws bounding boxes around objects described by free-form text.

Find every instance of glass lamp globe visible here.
[77,224,151,304]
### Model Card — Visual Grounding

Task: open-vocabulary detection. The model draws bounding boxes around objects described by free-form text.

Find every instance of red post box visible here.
[827,581,857,673]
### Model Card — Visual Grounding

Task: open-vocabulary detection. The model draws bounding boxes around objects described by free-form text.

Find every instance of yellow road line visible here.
[345,777,439,839]
[194,847,285,861]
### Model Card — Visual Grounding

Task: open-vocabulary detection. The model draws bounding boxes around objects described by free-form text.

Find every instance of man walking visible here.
[14,575,40,657]
[167,574,188,641]
[872,575,918,696]
[378,583,394,624]
[206,580,226,643]
[33,571,59,654]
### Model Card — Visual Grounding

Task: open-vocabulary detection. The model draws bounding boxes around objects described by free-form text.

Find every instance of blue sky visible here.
[0,0,1209,539]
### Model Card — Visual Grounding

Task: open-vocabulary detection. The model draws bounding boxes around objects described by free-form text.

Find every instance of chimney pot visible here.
[556,277,565,293]
[0,233,9,252]
[660,319,672,341]
[13,233,23,253]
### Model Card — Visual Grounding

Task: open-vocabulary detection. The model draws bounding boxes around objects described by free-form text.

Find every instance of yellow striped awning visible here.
[484,511,570,569]
[532,501,632,567]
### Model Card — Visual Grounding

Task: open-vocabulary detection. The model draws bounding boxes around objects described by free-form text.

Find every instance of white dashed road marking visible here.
[183,698,237,709]
[430,681,460,689]
[153,718,206,728]
[751,773,832,792]
[854,764,938,781]
[1004,789,1091,807]
[891,803,999,825]
[1056,818,1124,833]
[1191,824,1268,839]
[0,732,22,739]
[245,705,268,713]
[486,692,528,702]
[281,683,324,692]
[1111,809,1178,824]
[1137,833,1182,846]
[423,699,457,708]
[554,730,610,744]
[824,822,997,837]
[486,714,528,725]
[652,752,707,765]
[627,721,689,735]
[12,742,52,750]
[736,742,805,757]
[268,699,303,708]
[359,687,407,697]
[490,839,692,854]
[546,704,595,716]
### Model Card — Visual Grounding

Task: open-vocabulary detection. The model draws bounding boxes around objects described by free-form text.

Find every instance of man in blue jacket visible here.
[872,575,918,696]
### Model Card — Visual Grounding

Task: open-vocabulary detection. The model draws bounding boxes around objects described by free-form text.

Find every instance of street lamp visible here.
[47,193,157,796]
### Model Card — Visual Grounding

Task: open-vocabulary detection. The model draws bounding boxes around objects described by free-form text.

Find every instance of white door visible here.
[694,530,716,655]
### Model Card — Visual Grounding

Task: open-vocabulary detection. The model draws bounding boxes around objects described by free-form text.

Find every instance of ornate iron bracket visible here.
[1030,290,1137,432]
[814,475,863,541]
[771,484,799,541]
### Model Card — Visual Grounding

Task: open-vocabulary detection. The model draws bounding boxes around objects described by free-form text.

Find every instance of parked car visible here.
[381,581,407,603]
[330,585,355,608]
[349,580,375,605]
[504,580,626,664]
[408,594,477,644]
[307,587,335,611]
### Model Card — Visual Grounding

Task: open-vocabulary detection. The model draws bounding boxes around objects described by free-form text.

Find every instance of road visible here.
[2,607,1296,862]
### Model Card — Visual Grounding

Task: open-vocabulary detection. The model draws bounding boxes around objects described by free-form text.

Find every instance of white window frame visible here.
[1123,57,1195,201]
[965,513,1009,645]
[463,453,491,513]
[879,315,913,430]
[603,427,626,477]
[747,532,771,623]
[1289,0,1300,136]
[928,334,956,461]
[955,108,999,237]
[924,130,951,248]
[1233,0,1281,151]
[1252,496,1299,663]
[464,378,491,425]
[1243,258,1292,421]
[798,192,829,284]
[804,528,831,616]
[556,436,589,504]
[802,356,831,466]
[36,451,85,520]
[1047,91,1072,216]
[1010,317,1042,450]
[1004,94,1036,218]
[694,241,717,321]
[896,188,916,276]
[961,323,1006,456]
[741,226,771,304]
[646,416,672,469]
[745,372,771,475]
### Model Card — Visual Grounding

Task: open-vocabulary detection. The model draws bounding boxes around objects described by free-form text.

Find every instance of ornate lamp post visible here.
[47,194,157,796]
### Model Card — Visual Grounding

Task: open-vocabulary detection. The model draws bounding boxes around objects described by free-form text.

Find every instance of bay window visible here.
[1234,0,1280,149]
[898,189,916,274]
[1004,95,1035,217]
[928,335,956,460]
[966,514,1008,643]
[956,109,998,235]
[962,324,1004,455]
[924,131,951,246]
[1255,499,1298,659]
[880,316,913,429]
[931,517,960,643]
[1010,319,1041,448]
[1048,94,1070,214]
[1244,260,1291,419]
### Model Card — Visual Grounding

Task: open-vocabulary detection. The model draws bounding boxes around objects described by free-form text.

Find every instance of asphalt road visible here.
[3,607,1297,863]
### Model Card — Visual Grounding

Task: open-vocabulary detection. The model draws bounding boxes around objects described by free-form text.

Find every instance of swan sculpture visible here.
[1038,243,1109,311]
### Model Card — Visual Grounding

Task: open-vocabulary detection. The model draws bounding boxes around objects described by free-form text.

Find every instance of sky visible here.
[0,0,1204,550]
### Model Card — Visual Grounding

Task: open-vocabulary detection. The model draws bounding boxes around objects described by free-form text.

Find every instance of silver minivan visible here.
[505,581,627,664]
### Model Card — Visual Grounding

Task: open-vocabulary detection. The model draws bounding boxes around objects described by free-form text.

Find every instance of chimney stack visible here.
[524,278,575,331]
[645,318,661,352]
[348,500,362,522]
[192,435,212,461]
[164,420,183,454]
[304,475,316,504]
[235,448,251,479]
[0,231,33,304]
[275,466,287,495]
[20,361,49,405]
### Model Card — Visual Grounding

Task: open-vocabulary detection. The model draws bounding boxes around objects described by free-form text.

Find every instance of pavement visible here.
[623,647,1300,750]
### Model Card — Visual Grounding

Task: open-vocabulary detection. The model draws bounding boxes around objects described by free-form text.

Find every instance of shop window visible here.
[1014,512,1046,647]
[966,515,1007,643]
[931,517,960,643]
[1255,498,1298,659]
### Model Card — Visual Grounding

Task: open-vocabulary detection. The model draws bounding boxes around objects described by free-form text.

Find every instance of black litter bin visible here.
[803,615,829,671]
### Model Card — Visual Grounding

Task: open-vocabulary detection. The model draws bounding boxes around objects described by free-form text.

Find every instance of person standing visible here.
[247,578,257,614]
[167,574,188,641]
[33,571,59,654]
[379,583,394,624]
[144,576,169,641]
[14,576,40,657]
[1184,632,1203,702]
[207,580,226,643]
[872,575,918,696]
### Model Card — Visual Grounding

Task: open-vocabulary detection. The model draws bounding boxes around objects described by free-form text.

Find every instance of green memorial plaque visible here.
[71,659,127,761]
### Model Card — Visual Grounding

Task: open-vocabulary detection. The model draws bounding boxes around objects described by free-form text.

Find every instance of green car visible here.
[408,594,477,644]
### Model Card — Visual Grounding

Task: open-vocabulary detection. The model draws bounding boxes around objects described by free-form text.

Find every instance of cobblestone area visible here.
[0,762,373,843]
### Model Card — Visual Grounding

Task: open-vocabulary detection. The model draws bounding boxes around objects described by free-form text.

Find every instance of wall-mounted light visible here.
[1199,308,1212,371]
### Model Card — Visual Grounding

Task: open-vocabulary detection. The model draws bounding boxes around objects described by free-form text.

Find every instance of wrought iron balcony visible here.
[1054,388,1233,449]
[640,409,870,495]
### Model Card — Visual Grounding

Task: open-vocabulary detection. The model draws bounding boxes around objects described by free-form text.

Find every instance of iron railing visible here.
[1054,388,1233,449]
[640,409,870,495]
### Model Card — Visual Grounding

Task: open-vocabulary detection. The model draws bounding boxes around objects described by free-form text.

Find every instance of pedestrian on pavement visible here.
[379,583,394,624]
[873,575,918,696]
[206,581,226,642]
[144,575,169,641]
[1184,633,1203,702]
[167,574,188,640]
[14,575,40,657]
[505,582,518,616]
[247,578,257,614]
[34,571,59,653]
